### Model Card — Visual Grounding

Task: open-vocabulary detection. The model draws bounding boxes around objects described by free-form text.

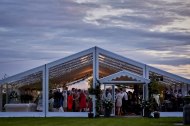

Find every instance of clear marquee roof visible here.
[0,47,190,89]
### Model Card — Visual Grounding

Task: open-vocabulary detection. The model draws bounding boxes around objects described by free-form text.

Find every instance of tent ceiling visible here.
[99,54,143,76]
[50,64,93,86]
[149,71,185,85]
[49,53,93,79]
[3,71,43,89]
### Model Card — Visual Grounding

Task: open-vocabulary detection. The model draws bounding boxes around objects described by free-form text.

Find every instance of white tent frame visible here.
[99,69,150,117]
[0,46,189,117]
[99,70,150,84]
[0,65,45,117]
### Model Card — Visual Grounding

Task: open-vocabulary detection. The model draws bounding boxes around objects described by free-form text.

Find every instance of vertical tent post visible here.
[143,65,149,101]
[45,64,49,117]
[43,64,46,117]
[143,65,149,117]
[112,85,115,116]
[93,47,99,117]
[0,85,2,111]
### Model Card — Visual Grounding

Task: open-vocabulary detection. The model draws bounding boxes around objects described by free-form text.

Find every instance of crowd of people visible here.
[49,88,92,112]
[101,88,142,116]
[160,89,189,112]
[48,86,143,115]
[48,86,190,114]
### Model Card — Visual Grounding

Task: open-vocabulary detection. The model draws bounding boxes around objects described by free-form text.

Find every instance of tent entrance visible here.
[100,70,150,116]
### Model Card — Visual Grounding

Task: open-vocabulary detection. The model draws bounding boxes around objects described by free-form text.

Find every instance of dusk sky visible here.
[0,0,190,80]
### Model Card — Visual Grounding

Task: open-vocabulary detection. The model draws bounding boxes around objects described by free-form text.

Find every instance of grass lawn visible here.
[0,117,186,126]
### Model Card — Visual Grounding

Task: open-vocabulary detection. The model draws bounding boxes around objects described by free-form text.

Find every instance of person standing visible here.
[122,89,128,115]
[102,89,112,101]
[116,89,123,116]
[62,90,67,112]
[67,92,73,112]
[79,90,87,112]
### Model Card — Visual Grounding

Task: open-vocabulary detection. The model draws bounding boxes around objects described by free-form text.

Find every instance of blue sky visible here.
[0,0,190,79]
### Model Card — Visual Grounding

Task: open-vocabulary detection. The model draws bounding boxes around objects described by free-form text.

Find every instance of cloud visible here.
[0,0,190,79]
[149,64,190,79]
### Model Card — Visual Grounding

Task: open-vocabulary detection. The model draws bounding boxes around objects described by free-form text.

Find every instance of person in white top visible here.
[102,89,112,115]
[62,90,67,112]
[116,89,123,116]
[102,89,112,101]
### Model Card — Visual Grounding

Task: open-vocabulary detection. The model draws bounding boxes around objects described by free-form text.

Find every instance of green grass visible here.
[0,117,187,126]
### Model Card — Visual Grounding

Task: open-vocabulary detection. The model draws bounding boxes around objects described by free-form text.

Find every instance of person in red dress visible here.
[67,92,73,111]
[79,90,86,112]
